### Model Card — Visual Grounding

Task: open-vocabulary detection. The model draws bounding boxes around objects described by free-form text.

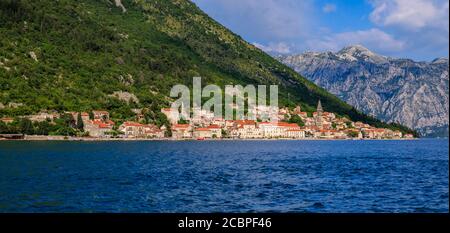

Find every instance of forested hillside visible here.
[0,0,416,135]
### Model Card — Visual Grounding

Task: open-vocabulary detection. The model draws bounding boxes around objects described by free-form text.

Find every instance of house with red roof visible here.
[84,118,115,138]
[258,122,301,138]
[118,121,164,138]
[286,129,306,139]
[207,124,222,138]
[92,110,110,121]
[0,117,14,124]
[27,111,60,123]
[193,127,212,139]
[361,128,387,139]
[171,124,192,139]
[233,120,262,139]
[161,108,180,124]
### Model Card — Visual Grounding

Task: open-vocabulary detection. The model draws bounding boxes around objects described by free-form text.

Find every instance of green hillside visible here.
[0,0,416,135]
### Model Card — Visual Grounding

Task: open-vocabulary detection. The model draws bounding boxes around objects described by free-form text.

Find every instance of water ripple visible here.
[0,139,448,213]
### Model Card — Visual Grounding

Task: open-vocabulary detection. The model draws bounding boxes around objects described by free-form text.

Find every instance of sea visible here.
[0,139,448,213]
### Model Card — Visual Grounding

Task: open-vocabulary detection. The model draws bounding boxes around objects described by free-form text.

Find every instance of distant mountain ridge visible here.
[278,45,449,137]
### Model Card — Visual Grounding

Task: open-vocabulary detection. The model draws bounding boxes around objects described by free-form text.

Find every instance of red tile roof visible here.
[276,122,299,127]
[207,124,221,129]
[172,124,190,129]
[122,121,143,127]
[97,123,111,128]
[195,128,210,131]
[258,122,299,128]
[235,120,255,125]
[91,120,114,129]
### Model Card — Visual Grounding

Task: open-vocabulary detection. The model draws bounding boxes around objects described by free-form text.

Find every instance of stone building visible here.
[171,124,192,139]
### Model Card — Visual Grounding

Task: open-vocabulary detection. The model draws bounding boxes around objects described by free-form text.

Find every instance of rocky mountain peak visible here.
[338,44,372,54]
[432,57,449,64]
[336,45,388,64]
[278,47,449,137]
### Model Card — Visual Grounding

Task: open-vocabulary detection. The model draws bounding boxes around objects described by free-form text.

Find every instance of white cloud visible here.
[322,4,337,13]
[253,42,292,54]
[193,0,448,60]
[369,0,449,31]
[193,0,316,41]
[307,28,405,53]
[367,0,449,59]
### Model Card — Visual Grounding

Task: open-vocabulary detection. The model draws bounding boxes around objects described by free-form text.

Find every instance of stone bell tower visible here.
[315,100,323,129]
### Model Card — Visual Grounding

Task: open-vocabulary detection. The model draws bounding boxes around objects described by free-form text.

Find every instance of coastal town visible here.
[0,100,414,140]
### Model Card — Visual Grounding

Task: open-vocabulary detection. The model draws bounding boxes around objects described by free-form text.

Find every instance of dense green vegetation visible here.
[0,0,416,135]
[288,115,305,127]
[0,114,78,136]
[347,131,359,138]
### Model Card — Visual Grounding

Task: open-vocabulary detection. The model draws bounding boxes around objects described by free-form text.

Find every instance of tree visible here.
[347,131,359,138]
[76,112,84,131]
[60,113,75,128]
[288,114,304,127]
[153,112,169,127]
[0,121,11,134]
[18,118,34,135]
[345,121,353,128]
[221,129,227,138]
[35,120,51,135]
[164,125,172,138]
[53,127,76,136]
[178,118,189,124]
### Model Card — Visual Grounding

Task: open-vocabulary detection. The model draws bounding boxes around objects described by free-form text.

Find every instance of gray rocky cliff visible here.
[278,45,449,137]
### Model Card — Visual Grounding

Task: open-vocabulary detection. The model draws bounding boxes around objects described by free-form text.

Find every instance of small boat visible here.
[196,137,205,141]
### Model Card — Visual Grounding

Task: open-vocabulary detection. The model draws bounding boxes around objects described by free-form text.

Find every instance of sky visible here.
[192,0,449,61]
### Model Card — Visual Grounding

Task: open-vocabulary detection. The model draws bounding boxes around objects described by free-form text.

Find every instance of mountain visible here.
[0,0,415,134]
[278,45,449,137]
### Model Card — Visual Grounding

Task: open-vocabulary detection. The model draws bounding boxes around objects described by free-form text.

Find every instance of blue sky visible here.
[192,0,449,61]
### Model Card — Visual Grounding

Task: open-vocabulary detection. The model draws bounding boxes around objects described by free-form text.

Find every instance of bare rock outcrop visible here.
[278,45,449,137]
[114,0,126,13]
[29,51,38,62]
[118,74,134,86]
[109,91,139,104]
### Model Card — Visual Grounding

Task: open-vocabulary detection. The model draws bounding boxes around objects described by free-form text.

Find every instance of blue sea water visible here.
[0,139,448,213]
